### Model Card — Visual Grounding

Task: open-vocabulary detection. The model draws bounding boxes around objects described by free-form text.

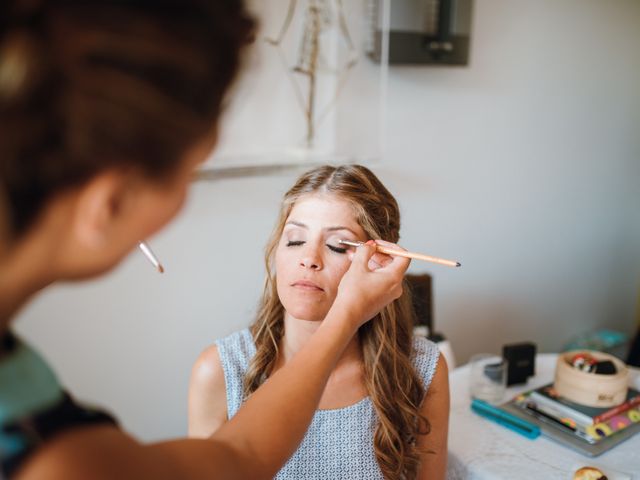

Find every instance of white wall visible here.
[15,0,640,441]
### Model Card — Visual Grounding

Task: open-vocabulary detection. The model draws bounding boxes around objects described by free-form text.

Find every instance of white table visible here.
[447,353,640,480]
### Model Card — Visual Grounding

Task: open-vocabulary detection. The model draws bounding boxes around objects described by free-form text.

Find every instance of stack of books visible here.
[512,383,640,444]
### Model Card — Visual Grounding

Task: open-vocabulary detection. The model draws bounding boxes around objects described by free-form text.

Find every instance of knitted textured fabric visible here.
[215,329,440,479]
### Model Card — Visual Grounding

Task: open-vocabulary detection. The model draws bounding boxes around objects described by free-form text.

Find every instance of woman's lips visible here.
[291,280,324,291]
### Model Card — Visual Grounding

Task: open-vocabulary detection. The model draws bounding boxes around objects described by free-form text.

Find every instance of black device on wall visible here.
[368,0,473,65]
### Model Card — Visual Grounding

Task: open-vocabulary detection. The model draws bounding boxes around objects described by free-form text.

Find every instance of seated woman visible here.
[189,165,449,479]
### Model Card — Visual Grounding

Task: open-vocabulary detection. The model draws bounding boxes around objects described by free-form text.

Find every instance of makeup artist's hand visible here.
[332,240,410,330]
[364,239,402,270]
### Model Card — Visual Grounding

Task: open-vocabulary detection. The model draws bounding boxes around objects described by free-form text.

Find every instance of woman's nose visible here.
[300,246,322,270]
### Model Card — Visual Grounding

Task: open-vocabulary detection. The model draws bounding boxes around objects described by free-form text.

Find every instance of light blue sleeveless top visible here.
[215,329,440,479]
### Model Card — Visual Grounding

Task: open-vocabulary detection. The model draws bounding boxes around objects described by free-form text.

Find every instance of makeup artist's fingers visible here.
[347,240,376,271]
[345,240,369,263]
[369,240,406,269]
[367,257,384,270]
[345,239,406,270]
[345,240,390,270]
[370,243,410,275]
[373,239,406,249]
[334,241,409,328]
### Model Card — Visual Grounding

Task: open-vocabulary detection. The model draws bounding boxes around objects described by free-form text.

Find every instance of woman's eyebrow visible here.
[285,221,358,236]
[325,226,358,236]
[285,220,307,229]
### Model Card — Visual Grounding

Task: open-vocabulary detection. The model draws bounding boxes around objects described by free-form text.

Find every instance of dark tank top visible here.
[0,333,117,477]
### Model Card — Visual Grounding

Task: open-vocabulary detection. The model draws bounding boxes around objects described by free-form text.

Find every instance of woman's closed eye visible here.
[327,244,348,254]
[286,240,348,254]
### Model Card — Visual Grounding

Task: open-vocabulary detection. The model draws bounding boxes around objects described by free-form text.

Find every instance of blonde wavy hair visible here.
[244,164,430,479]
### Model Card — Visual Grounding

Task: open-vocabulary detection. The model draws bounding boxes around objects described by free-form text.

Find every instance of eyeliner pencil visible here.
[338,240,461,268]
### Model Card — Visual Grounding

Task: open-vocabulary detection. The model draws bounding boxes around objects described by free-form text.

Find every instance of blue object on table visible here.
[563,329,629,359]
[471,398,541,439]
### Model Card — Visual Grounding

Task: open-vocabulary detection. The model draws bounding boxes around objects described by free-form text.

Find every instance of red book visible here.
[594,392,640,423]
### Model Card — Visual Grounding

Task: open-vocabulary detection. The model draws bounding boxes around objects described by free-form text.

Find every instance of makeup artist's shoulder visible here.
[16,425,179,479]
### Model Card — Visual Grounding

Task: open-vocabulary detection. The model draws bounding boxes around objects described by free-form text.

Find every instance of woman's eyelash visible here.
[286,240,347,254]
[327,244,348,254]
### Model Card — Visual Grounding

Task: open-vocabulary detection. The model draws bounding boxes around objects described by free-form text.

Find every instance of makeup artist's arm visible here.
[416,355,450,480]
[187,240,414,438]
[18,242,409,480]
[194,241,409,478]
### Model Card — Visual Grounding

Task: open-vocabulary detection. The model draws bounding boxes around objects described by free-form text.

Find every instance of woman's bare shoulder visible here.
[191,344,225,387]
[188,344,228,438]
[427,354,449,396]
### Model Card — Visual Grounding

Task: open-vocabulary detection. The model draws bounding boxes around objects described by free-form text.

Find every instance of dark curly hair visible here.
[0,0,255,239]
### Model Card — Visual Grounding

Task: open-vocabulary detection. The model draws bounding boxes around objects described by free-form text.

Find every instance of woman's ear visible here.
[71,170,132,250]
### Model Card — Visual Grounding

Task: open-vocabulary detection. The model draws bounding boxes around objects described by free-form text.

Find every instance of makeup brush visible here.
[338,240,461,268]
[138,241,164,273]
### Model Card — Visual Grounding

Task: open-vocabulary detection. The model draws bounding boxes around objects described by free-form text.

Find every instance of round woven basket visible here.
[554,350,629,407]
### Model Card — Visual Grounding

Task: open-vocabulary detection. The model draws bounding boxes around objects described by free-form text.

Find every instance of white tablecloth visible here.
[447,353,640,480]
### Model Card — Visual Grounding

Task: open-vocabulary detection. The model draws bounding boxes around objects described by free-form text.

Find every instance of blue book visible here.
[471,398,541,439]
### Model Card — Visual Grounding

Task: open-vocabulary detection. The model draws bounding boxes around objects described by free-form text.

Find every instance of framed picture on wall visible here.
[199,0,389,178]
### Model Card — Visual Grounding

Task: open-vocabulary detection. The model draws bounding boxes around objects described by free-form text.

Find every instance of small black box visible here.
[502,342,536,386]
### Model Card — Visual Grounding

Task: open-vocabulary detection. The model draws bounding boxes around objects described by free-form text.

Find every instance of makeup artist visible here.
[0,1,409,479]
